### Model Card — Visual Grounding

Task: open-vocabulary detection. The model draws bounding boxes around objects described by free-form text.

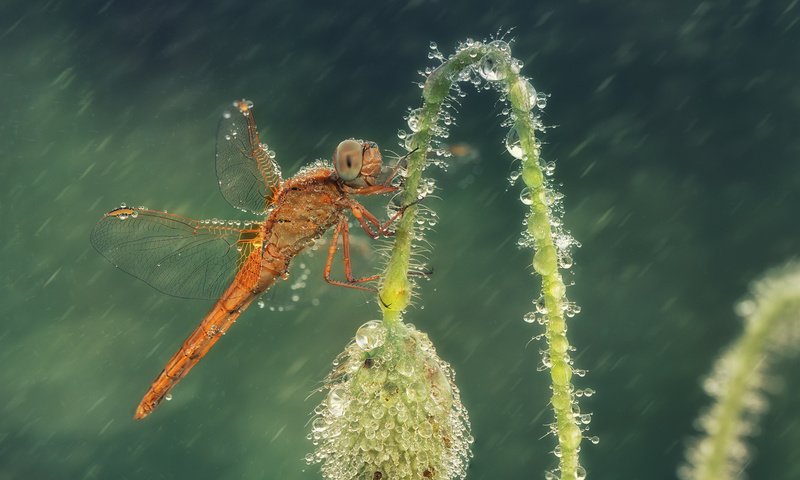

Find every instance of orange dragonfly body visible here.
[92,100,401,419]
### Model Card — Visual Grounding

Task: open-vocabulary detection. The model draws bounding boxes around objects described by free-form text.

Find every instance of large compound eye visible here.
[334,139,363,181]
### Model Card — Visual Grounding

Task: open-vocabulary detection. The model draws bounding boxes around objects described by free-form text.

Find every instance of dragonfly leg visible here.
[348,200,412,239]
[381,147,417,187]
[323,218,379,291]
[350,200,433,282]
[349,184,399,197]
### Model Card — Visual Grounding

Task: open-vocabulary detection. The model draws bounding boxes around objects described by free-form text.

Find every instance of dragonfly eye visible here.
[334,139,364,181]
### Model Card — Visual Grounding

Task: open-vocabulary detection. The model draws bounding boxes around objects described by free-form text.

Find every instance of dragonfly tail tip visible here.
[133,404,150,420]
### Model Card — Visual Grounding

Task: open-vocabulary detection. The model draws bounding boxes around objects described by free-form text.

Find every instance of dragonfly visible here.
[91,99,405,420]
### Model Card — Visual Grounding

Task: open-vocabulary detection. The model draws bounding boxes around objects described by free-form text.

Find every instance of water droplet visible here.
[541,352,552,369]
[407,108,423,133]
[478,53,507,82]
[520,187,533,206]
[488,39,511,56]
[165,393,173,401]
[429,41,438,50]
[505,127,525,159]
[525,82,538,109]
[396,359,415,377]
[312,417,327,433]
[523,312,537,324]
[577,465,587,479]
[327,386,347,417]
[257,299,265,309]
[544,161,556,176]
[355,320,384,351]
[404,133,419,152]
[222,111,231,119]
[589,435,600,444]
[511,78,538,111]
[534,296,548,314]
[418,421,433,438]
[536,92,549,110]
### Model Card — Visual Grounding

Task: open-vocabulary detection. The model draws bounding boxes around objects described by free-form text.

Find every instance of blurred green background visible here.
[1,1,798,479]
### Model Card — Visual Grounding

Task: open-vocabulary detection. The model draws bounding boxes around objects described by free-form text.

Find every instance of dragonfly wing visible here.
[216,100,283,214]
[90,207,263,300]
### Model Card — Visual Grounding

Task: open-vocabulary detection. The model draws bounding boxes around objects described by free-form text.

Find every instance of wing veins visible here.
[215,100,282,214]
[92,208,260,299]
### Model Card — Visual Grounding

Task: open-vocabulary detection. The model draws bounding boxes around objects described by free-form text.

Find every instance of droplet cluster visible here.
[308,320,472,480]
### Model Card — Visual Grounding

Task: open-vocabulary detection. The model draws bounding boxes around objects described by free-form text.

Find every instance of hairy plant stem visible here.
[377,41,585,480]
[378,49,481,329]
[681,262,800,480]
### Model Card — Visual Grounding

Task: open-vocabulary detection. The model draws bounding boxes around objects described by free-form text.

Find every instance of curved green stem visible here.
[377,40,586,480]
[681,262,800,480]
[378,47,480,327]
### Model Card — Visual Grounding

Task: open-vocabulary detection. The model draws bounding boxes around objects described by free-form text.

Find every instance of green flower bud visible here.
[309,320,472,480]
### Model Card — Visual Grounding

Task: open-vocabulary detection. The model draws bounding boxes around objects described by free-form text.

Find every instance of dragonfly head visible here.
[333,139,384,188]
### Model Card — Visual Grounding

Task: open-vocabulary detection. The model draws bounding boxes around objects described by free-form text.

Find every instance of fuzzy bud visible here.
[308,320,472,480]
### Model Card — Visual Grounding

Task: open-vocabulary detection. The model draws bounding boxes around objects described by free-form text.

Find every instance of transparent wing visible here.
[90,207,263,299]
[216,100,283,214]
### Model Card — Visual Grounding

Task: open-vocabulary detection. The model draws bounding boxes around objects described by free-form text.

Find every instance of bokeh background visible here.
[1,1,798,479]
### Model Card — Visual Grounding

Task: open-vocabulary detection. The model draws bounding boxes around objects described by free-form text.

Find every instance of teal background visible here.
[1,1,799,479]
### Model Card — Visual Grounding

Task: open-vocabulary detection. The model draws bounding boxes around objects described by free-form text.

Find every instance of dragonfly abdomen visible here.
[134,253,277,419]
